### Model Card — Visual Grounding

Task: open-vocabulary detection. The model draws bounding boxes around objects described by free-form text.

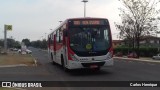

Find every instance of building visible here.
[112,40,123,48]
[140,36,160,47]
[112,36,160,48]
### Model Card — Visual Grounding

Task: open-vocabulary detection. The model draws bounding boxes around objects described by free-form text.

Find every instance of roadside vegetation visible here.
[0,50,35,66]
[114,45,160,57]
[0,38,47,50]
[0,88,20,90]
[21,38,47,49]
[30,39,47,49]
[115,0,160,58]
[0,38,46,66]
[0,38,21,49]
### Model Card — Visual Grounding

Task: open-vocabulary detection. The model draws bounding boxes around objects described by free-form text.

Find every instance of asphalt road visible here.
[31,47,160,81]
[0,47,160,90]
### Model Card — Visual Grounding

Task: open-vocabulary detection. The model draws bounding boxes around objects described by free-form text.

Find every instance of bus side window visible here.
[59,28,63,43]
[48,36,50,47]
[59,30,63,43]
[48,36,51,44]
[56,30,59,43]
[50,35,52,44]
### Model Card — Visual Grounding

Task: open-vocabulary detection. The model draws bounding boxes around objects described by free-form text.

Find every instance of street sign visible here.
[5,25,12,31]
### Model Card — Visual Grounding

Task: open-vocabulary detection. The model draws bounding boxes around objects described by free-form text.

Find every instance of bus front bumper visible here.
[66,58,113,69]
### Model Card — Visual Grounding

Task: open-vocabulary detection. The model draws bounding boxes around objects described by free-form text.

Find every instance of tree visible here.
[115,0,160,58]
[7,38,15,48]
[22,38,30,47]
[7,38,21,48]
[0,39,3,47]
[0,39,21,48]
[115,14,135,49]
[30,39,47,49]
[41,39,47,49]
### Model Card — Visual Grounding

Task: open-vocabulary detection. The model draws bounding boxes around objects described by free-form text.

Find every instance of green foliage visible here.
[22,38,31,47]
[114,46,132,55]
[139,47,159,57]
[114,46,159,57]
[0,39,21,49]
[115,0,160,57]
[0,39,3,47]
[30,39,47,49]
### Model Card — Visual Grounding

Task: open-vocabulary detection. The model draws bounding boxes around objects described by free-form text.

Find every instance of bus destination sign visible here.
[71,20,107,26]
[74,20,100,25]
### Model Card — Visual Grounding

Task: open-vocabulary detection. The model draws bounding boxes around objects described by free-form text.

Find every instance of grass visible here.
[0,88,20,90]
[0,51,35,66]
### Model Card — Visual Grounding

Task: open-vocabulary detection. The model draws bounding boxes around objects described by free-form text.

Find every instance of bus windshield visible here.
[69,26,111,56]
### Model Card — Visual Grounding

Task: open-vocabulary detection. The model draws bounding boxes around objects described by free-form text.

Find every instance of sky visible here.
[0,0,123,41]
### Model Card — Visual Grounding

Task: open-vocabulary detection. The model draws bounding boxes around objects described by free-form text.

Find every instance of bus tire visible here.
[61,55,69,72]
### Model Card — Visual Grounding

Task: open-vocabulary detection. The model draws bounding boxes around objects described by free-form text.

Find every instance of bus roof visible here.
[66,17,108,21]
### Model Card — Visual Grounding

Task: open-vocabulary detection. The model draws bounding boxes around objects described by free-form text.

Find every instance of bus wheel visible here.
[61,55,69,72]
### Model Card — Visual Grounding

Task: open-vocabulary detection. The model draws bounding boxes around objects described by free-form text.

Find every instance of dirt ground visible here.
[0,51,35,66]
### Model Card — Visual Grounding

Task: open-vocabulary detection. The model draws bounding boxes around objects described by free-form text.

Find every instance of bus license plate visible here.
[90,65,98,68]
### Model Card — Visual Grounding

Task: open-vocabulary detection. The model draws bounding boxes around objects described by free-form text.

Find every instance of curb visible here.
[113,57,160,63]
[0,64,27,68]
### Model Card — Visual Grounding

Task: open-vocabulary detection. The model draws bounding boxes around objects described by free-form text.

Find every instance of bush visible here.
[114,46,159,57]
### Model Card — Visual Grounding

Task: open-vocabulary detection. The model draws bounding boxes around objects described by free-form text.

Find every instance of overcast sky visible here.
[0,0,122,41]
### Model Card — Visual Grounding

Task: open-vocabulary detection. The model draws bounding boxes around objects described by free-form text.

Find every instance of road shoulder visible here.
[114,57,160,63]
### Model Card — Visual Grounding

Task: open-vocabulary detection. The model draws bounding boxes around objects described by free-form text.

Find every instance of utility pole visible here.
[4,25,7,53]
[4,25,12,53]
[82,0,88,17]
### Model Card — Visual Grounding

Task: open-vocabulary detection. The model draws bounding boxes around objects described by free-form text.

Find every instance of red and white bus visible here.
[48,17,113,71]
